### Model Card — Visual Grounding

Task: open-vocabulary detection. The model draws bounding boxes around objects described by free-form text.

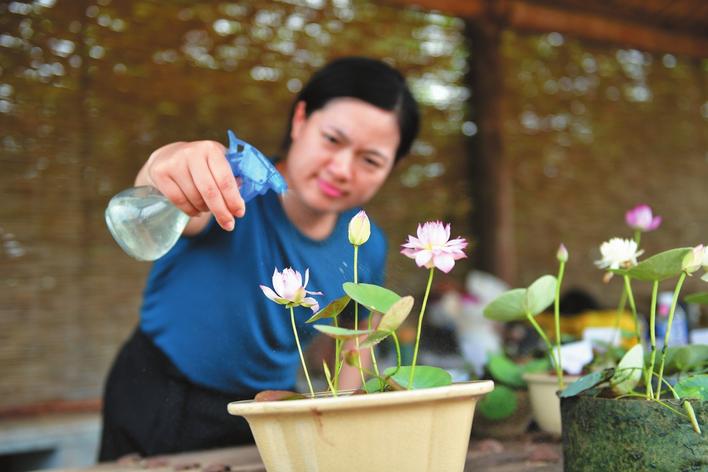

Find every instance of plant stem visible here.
[408,267,435,389]
[623,275,651,397]
[526,312,558,374]
[610,288,627,350]
[290,306,314,396]
[332,314,341,391]
[622,275,641,345]
[647,280,659,400]
[390,332,402,377]
[368,311,380,377]
[655,272,686,400]
[352,246,367,387]
[554,259,566,389]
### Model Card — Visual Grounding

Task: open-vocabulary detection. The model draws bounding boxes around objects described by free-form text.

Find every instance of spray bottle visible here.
[105,130,287,261]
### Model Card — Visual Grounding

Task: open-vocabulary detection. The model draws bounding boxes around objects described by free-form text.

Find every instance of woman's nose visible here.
[327,150,354,181]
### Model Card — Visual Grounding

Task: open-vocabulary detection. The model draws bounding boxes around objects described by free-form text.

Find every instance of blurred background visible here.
[0,0,706,468]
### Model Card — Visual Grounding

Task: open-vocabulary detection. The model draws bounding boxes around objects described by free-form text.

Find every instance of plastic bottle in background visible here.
[105,130,287,261]
[655,291,689,348]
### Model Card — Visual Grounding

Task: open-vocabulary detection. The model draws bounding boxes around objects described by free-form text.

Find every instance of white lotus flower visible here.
[260,267,322,312]
[595,238,643,270]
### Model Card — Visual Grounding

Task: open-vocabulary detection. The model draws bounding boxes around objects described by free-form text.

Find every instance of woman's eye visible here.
[323,134,339,144]
[363,156,382,168]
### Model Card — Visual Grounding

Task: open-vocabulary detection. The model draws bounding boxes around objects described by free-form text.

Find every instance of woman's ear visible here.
[290,101,307,141]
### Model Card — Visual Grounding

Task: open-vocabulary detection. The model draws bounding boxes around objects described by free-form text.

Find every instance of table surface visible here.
[81,433,562,472]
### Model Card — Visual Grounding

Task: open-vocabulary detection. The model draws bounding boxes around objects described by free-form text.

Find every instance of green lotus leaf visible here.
[674,374,708,401]
[478,385,518,420]
[377,295,414,333]
[343,282,401,313]
[610,344,644,395]
[685,292,708,305]
[521,358,551,375]
[524,274,557,316]
[487,353,525,388]
[560,369,615,398]
[660,344,708,375]
[313,324,372,340]
[363,376,387,393]
[306,295,351,323]
[359,330,391,349]
[626,247,692,281]
[483,288,527,321]
[385,365,452,390]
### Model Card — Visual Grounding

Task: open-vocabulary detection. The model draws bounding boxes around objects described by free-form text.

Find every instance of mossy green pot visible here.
[561,396,707,472]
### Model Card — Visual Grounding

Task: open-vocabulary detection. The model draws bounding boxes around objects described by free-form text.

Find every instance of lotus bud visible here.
[557,243,569,263]
[348,210,371,246]
[682,245,705,274]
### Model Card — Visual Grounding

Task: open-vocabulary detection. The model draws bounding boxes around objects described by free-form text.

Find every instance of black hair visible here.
[559,288,600,315]
[281,56,420,162]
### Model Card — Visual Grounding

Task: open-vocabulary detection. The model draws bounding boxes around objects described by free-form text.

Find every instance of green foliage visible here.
[524,275,558,316]
[487,353,549,389]
[685,292,708,305]
[376,296,415,332]
[343,283,401,314]
[386,366,452,390]
[478,385,518,420]
[560,369,615,398]
[484,275,557,322]
[487,354,526,388]
[610,344,644,395]
[313,325,372,340]
[306,295,351,322]
[674,375,708,401]
[660,344,708,375]
[626,248,692,282]
[483,288,527,321]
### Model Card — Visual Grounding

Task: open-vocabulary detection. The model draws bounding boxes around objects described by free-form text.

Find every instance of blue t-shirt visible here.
[139,191,387,394]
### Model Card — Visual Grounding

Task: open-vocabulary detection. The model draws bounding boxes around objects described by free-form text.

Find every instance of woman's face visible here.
[284,97,400,215]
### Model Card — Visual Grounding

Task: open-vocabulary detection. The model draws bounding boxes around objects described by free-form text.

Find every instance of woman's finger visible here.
[188,154,235,230]
[206,151,246,218]
[158,175,200,216]
[171,170,208,213]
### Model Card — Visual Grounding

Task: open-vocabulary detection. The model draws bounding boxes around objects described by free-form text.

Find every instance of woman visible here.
[99,56,420,460]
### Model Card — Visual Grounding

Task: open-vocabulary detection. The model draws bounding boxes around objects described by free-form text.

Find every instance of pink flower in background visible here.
[625,204,662,232]
[260,267,322,312]
[401,221,467,273]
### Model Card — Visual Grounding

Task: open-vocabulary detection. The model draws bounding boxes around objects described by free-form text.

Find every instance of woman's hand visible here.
[136,140,246,232]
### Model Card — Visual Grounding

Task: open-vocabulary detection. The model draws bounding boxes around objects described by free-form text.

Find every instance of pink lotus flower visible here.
[625,204,662,232]
[260,267,322,312]
[400,221,467,273]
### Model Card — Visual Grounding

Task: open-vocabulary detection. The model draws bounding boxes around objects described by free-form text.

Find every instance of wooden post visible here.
[464,16,516,284]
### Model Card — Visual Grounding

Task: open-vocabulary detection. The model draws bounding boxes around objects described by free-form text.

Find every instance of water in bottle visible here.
[105,186,190,261]
[105,130,287,261]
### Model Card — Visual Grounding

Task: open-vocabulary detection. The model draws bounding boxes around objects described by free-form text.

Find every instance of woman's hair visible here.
[281,56,420,162]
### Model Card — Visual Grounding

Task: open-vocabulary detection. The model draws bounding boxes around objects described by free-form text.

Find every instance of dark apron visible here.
[98,329,256,461]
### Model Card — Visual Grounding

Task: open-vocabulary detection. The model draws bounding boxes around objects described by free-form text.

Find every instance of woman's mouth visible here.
[318,179,344,198]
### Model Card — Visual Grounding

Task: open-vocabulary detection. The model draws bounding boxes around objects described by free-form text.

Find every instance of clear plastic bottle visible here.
[105,130,287,261]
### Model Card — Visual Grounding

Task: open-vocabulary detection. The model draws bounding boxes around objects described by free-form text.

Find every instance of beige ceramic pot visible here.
[228,380,494,472]
[522,372,578,435]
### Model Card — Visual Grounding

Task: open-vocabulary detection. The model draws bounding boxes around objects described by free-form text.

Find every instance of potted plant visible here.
[559,204,707,470]
[472,352,548,438]
[482,244,587,434]
[227,215,494,472]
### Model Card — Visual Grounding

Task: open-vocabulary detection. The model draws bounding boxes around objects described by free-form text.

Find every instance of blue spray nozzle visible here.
[226,130,288,202]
